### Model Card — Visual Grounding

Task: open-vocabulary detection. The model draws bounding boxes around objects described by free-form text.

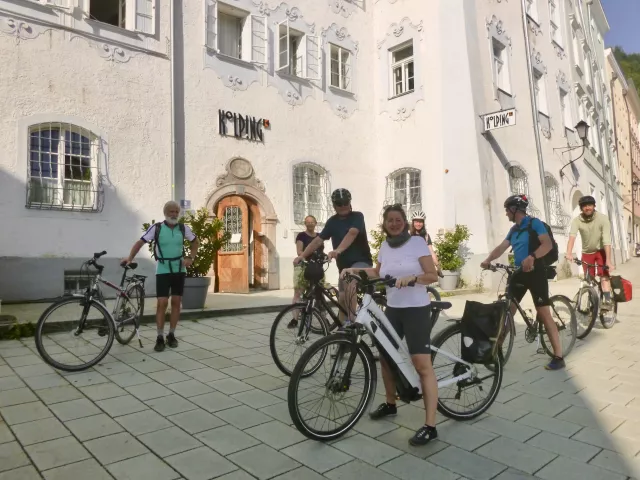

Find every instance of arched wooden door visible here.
[217,196,249,293]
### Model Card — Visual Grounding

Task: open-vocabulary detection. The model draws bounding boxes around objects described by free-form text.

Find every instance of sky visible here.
[601,0,640,53]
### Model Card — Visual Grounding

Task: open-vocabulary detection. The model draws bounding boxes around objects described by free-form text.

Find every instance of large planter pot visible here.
[438,270,460,291]
[182,276,211,310]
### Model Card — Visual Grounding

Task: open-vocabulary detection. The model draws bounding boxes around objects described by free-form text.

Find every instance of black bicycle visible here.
[35,251,146,372]
[571,258,616,339]
[485,263,577,365]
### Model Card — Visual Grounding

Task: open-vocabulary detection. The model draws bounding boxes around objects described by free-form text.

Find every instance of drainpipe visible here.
[520,0,550,222]
[169,0,176,201]
[623,92,636,244]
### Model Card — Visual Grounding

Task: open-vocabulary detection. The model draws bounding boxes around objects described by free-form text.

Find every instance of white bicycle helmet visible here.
[411,210,426,221]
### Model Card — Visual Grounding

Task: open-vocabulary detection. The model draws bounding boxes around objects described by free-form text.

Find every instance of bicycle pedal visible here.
[536,348,545,354]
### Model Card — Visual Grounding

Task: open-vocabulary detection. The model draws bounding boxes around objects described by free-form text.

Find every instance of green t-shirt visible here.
[569,211,611,254]
[141,222,196,274]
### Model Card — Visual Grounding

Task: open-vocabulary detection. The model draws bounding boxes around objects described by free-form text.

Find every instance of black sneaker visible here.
[409,425,438,446]
[370,403,397,420]
[287,319,298,329]
[166,332,178,348]
[545,356,565,371]
[154,336,165,352]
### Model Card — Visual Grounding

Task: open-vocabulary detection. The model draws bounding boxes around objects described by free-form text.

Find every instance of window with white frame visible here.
[534,70,548,115]
[583,50,592,85]
[277,20,320,79]
[549,0,563,46]
[330,44,352,91]
[571,28,582,68]
[559,88,573,129]
[390,42,414,97]
[545,173,569,229]
[526,0,539,22]
[206,2,267,64]
[27,123,102,212]
[386,168,421,215]
[509,166,530,197]
[292,164,331,224]
[492,38,511,93]
[88,0,155,35]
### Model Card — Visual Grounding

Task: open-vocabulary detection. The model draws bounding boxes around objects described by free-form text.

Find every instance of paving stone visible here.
[506,393,572,417]
[332,433,403,467]
[146,394,199,416]
[351,415,399,438]
[215,405,273,429]
[379,453,459,480]
[0,465,42,480]
[35,385,85,405]
[536,455,628,480]
[107,452,181,480]
[0,376,26,391]
[280,440,352,473]
[147,369,192,384]
[165,379,214,397]
[85,432,150,465]
[231,390,282,409]
[25,436,91,471]
[588,449,637,478]
[527,431,601,462]
[65,413,124,441]
[376,426,448,459]
[483,402,529,421]
[325,460,398,480]
[228,444,300,480]
[0,366,13,378]
[209,378,255,395]
[179,348,218,360]
[0,401,52,425]
[22,374,69,391]
[167,446,238,480]
[492,469,540,479]
[244,420,305,450]
[271,467,326,480]
[129,359,171,374]
[96,394,147,417]
[5,354,45,368]
[49,398,101,421]
[259,402,294,425]
[572,426,619,451]
[473,415,540,442]
[64,371,110,387]
[199,356,241,369]
[13,364,55,378]
[168,409,226,434]
[108,371,153,388]
[476,436,557,474]
[125,382,174,401]
[80,382,128,401]
[612,419,640,441]
[168,358,206,372]
[436,422,497,451]
[0,388,38,408]
[185,367,229,383]
[114,409,174,436]
[0,442,31,473]
[557,406,625,432]
[42,459,112,480]
[12,417,70,446]
[219,365,263,380]
[189,391,241,413]
[196,425,260,455]
[516,412,582,438]
[429,446,508,480]
[243,375,288,392]
[138,426,202,457]
[0,422,15,444]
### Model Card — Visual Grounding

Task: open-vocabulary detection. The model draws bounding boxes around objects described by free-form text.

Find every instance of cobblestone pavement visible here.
[1,282,640,479]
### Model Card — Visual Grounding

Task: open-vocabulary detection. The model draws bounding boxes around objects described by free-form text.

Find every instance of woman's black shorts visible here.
[385,305,433,355]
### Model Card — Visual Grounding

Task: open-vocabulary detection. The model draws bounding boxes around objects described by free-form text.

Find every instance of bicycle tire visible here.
[270,303,330,376]
[114,284,144,345]
[288,332,377,441]
[599,298,617,329]
[431,323,503,420]
[574,287,598,340]
[541,295,577,358]
[427,286,441,302]
[35,296,115,372]
[500,311,516,366]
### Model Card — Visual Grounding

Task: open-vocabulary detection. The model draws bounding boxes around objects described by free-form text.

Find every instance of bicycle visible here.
[571,257,616,339]
[485,263,577,365]
[287,272,503,441]
[35,251,146,372]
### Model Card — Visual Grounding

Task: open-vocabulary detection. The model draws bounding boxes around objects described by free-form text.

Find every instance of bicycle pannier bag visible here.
[460,301,502,363]
[610,276,632,303]
[303,261,324,282]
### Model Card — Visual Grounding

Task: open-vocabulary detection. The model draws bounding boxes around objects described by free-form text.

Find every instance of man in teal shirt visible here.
[125,201,199,351]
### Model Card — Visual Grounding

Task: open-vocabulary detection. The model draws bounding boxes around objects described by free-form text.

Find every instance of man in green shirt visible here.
[565,195,614,306]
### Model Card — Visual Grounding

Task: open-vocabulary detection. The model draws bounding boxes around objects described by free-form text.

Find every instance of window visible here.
[292,164,331,224]
[64,270,97,295]
[27,123,102,212]
[277,20,320,79]
[88,0,155,35]
[571,29,582,69]
[221,206,243,252]
[534,70,548,115]
[526,0,539,22]
[545,174,569,229]
[390,42,414,97]
[386,168,421,215]
[583,51,592,85]
[330,44,352,91]
[206,2,267,64]
[509,166,530,197]
[492,38,511,93]
[549,0,563,45]
[559,88,573,129]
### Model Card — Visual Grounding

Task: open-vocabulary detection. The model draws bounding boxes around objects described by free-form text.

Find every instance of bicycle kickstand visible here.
[535,333,545,355]
[136,328,144,348]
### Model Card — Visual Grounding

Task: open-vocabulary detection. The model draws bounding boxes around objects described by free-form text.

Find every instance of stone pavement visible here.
[1,263,640,479]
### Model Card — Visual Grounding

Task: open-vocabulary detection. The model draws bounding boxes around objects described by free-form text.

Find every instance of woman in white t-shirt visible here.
[341,204,439,446]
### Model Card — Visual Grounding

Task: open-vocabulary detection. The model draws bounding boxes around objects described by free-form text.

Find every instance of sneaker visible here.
[166,332,178,348]
[287,319,298,329]
[369,402,397,420]
[154,336,165,352]
[545,356,565,370]
[409,425,438,446]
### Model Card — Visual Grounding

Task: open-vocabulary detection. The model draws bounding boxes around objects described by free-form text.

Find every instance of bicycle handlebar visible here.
[484,263,521,273]
[344,272,417,289]
[572,257,609,269]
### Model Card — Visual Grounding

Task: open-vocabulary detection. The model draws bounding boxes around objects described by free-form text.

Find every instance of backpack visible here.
[510,218,559,266]
[151,222,186,273]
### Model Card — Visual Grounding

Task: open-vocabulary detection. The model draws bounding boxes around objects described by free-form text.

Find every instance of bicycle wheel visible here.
[114,284,144,345]
[430,323,503,420]
[35,297,115,372]
[427,286,441,302]
[270,304,330,376]
[573,287,598,339]
[499,311,516,366]
[599,297,617,329]
[288,333,377,441]
[541,295,577,358]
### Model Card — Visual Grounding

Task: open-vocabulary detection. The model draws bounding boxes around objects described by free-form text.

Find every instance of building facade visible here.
[0,0,628,301]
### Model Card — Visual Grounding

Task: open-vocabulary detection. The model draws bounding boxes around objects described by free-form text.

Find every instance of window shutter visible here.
[305,35,321,80]
[251,15,267,64]
[205,0,217,50]
[277,19,289,71]
[133,0,155,35]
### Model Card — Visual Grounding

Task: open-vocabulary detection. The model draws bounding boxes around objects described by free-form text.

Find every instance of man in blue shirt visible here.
[481,194,564,370]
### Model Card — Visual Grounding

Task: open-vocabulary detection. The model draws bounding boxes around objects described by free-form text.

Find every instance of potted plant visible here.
[143,207,230,310]
[433,225,471,291]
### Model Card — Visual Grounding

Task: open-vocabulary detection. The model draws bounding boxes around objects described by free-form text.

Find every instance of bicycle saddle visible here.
[431,301,452,310]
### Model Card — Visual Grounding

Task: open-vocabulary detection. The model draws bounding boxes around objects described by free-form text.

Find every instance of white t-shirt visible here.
[378,236,432,308]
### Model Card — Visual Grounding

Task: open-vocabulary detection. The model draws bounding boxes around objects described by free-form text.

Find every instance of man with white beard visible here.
[124,201,199,351]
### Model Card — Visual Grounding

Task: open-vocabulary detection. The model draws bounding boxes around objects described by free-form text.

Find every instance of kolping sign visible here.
[482,108,516,132]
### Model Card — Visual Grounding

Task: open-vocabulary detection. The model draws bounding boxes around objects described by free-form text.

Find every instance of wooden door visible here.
[217,196,249,293]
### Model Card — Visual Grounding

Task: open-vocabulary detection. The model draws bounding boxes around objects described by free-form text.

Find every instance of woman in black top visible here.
[410,211,441,271]
[290,216,324,327]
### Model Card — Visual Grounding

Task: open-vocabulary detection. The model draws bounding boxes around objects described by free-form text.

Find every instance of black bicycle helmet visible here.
[578,195,596,207]
[331,188,352,205]
[504,194,529,211]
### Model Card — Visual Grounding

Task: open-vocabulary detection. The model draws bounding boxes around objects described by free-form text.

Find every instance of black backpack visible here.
[510,218,559,266]
[151,222,186,273]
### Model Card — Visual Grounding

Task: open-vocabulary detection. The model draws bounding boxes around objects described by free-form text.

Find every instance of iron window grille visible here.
[222,206,243,252]
[385,167,422,216]
[544,173,571,232]
[292,163,332,225]
[508,165,541,218]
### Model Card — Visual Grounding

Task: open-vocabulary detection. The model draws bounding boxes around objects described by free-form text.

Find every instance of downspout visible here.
[520,0,550,222]
[169,0,176,201]
[623,92,636,244]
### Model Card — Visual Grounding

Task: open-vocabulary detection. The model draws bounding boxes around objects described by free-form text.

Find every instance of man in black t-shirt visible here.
[294,189,372,324]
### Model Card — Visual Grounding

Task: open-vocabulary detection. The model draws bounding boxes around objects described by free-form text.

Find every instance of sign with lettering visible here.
[219,110,269,142]
[482,108,516,132]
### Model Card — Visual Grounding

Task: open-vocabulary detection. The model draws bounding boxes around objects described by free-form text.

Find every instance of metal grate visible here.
[545,174,571,232]
[292,163,332,225]
[222,206,243,252]
[26,123,104,212]
[385,168,422,215]
[63,270,96,295]
[508,165,541,218]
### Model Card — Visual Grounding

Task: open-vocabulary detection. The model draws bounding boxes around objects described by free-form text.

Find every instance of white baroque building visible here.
[0,0,626,301]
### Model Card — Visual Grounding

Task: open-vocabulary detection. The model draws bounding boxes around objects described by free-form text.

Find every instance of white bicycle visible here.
[287,273,504,441]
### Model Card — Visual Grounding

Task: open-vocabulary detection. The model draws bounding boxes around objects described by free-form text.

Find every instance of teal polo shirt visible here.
[142,222,196,274]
